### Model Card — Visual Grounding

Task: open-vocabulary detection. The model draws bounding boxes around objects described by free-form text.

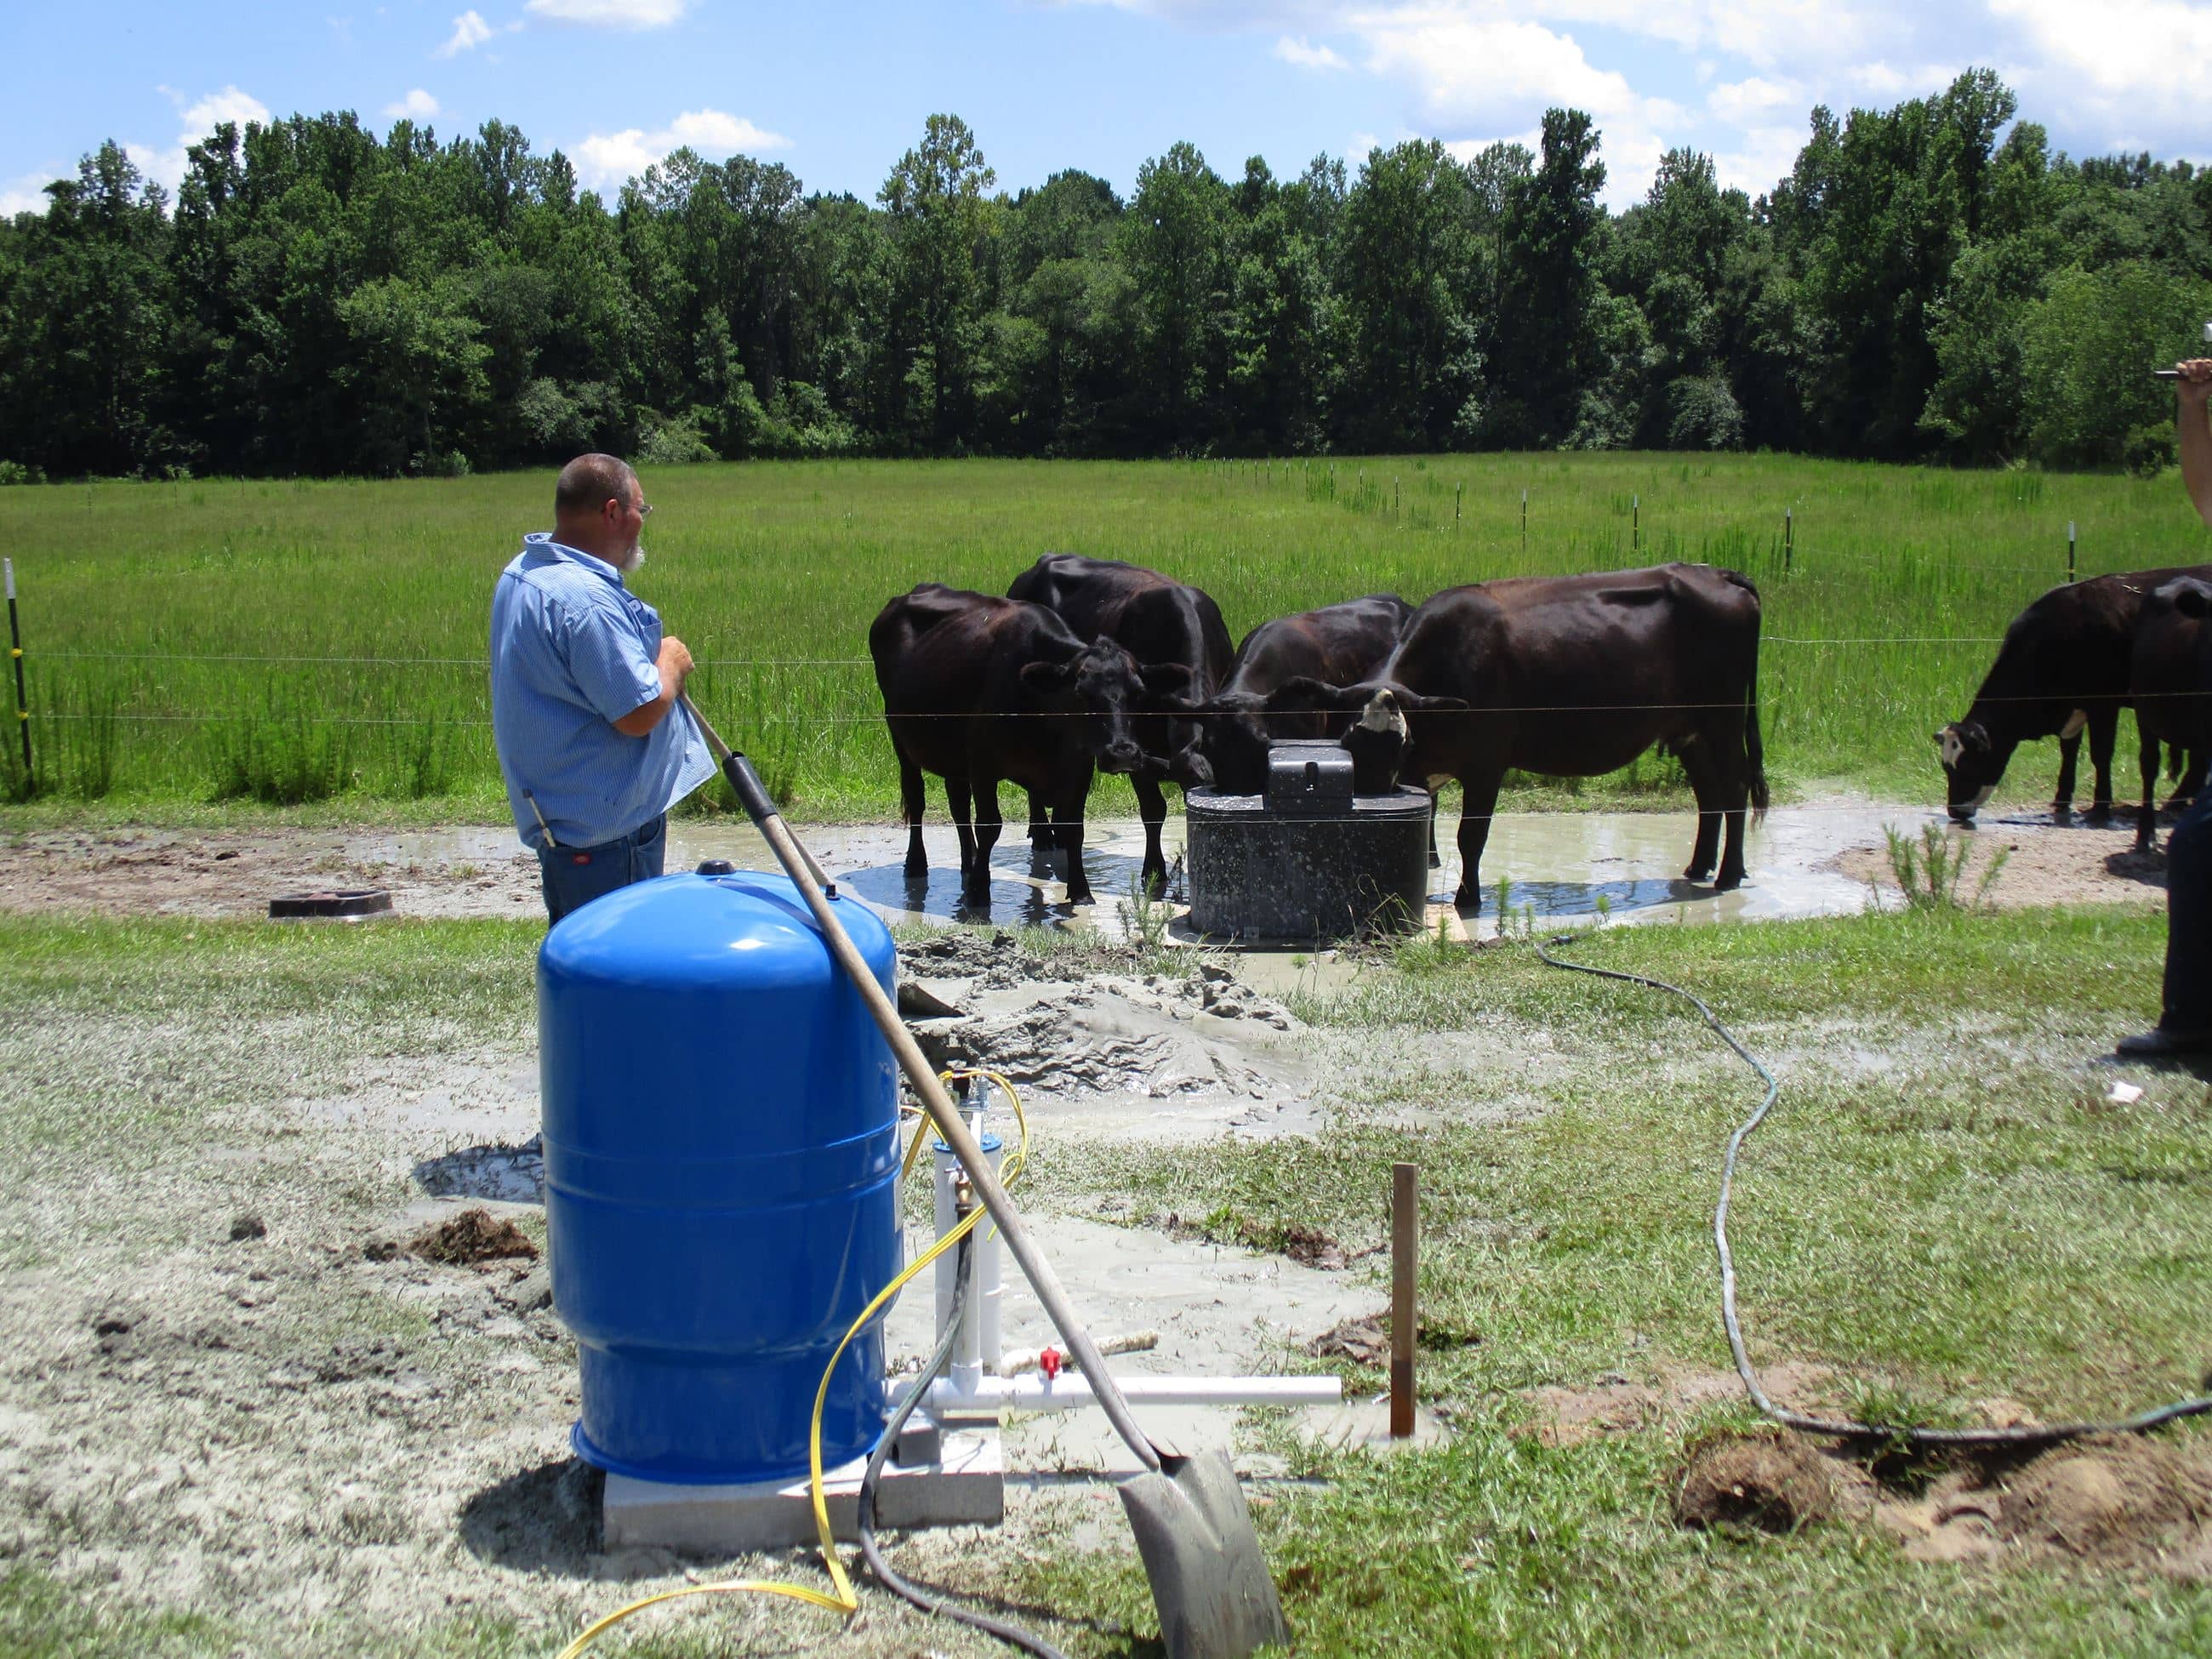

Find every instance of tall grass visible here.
[1,453,2204,816]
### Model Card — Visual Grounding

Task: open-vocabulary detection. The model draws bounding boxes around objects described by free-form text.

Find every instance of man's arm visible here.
[2180,360,2212,531]
[612,636,694,737]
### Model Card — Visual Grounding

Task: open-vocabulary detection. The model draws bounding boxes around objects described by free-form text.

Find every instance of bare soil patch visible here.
[1674,1425,2212,1577]
[1828,817,2169,910]
[408,1208,539,1266]
[0,825,541,919]
[1677,1431,1839,1532]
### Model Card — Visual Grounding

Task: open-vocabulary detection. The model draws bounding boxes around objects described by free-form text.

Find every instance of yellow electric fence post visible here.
[5,559,28,781]
[1390,1162,1417,1440]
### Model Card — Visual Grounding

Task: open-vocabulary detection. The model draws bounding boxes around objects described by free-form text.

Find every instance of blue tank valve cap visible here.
[694,859,737,875]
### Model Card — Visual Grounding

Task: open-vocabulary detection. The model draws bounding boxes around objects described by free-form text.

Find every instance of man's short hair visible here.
[555,453,637,518]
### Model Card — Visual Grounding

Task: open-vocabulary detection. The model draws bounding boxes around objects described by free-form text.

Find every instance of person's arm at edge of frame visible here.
[2181,358,2212,532]
[611,636,695,737]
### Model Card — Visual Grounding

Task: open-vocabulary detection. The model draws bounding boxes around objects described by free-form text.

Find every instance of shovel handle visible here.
[680,695,1165,1476]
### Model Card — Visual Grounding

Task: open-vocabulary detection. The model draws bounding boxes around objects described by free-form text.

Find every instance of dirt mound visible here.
[1306,1316,1389,1366]
[895,931,1303,1102]
[407,1208,538,1266]
[1676,1431,1838,1533]
[2000,1437,2212,1565]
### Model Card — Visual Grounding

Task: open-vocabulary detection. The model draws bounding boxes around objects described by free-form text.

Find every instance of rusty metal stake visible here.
[1391,1162,1417,1439]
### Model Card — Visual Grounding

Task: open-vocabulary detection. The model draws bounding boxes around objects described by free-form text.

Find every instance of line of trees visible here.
[2,71,2209,482]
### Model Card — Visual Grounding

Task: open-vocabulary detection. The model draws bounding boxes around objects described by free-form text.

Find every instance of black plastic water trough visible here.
[1184,740,1432,943]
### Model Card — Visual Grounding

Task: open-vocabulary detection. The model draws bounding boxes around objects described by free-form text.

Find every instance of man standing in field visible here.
[2118,357,2212,1057]
[491,453,713,923]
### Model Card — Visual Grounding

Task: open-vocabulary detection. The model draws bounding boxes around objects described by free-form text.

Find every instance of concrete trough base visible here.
[602,1428,1004,1553]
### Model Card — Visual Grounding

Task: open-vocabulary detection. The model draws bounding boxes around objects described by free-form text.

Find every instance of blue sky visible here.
[6,0,2210,218]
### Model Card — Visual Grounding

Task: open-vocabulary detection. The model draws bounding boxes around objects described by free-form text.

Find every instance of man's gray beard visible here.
[619,544,647,573]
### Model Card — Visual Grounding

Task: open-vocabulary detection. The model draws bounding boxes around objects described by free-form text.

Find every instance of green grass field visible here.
[5,453,2207,818]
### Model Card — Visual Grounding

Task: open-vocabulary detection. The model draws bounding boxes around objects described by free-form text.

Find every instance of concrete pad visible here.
[602,1428,1003,1553]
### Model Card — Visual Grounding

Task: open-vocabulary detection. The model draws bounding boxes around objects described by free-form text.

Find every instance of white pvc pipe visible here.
[916,1373,1342,1415]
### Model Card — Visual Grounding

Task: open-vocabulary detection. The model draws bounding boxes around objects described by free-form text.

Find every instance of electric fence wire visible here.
[1533,932,2212,1448]
[858,1234,1069,1659]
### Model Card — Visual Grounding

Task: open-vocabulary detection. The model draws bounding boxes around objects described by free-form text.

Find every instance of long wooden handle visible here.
[683,697,1164,1474]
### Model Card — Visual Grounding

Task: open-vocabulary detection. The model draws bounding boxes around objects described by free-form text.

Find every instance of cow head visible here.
[1136,662,1215,788]
[1235,677,1469,794]
[1190,690,1273,794]
[1020,636,1149,774]
[1934,719,2000,822]
[1341,687,1412,795]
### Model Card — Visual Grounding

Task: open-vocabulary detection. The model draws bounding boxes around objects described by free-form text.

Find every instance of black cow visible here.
[1936,567,2212,826]
[1005,554,1227,888]
[2129,577,2212,850]
[1198,595,1415,795]
[1286,563,1768,908]
[869,584,1170,907]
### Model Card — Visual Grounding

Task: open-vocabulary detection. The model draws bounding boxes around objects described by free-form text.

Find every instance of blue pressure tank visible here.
[539,870,900,1485]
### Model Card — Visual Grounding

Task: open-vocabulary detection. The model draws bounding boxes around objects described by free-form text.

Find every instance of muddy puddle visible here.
[4,798,2164,942]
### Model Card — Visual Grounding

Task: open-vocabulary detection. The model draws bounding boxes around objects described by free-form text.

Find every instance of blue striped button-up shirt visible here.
[489,533,715,850]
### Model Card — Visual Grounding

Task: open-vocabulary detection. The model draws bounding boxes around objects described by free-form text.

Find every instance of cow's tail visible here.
[1727,569,1770,824]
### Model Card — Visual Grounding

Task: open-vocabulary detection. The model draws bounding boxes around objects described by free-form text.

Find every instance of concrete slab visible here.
[601,1428,1003,1553]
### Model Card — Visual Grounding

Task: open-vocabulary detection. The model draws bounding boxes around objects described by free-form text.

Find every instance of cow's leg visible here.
[899,752,928,878]
[1056,784,1095,904]
[972,778,1005,899]
[2167,749,2208,818]
[1024,787,1054,859]
[944,777,980,901]
[1681,746,1723,883]
[2086,707,2120,824]
[2052,731,2080,822]
[2133,737,2158,852]
[1132,772,1168,892]
[1452,768,1505,909]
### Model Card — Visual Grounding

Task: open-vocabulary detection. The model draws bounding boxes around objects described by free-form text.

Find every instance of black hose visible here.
[1536,932,2212,1448]
[860,1234,1070,1659]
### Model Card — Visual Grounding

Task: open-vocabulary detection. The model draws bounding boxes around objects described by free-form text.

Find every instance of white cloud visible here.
[1,174,54,216]
[384,88,442,119]
[123,84,274,197]
[526,0,688,26]
[1275,34,1349,68]
[437,9,496,54]
[573,109,793,185]
[175,84,272,134]
[1707,76,1799,124]
[1987,0,2212,151]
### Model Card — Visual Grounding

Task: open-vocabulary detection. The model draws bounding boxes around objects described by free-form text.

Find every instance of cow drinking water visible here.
[1280,563,1769,909]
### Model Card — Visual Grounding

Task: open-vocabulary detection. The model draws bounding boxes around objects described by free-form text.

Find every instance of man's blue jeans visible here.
[538,813,666,926]
[2159,788,2212,1033]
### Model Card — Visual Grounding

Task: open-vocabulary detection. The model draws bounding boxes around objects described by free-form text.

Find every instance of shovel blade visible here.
[1118,1449,1288,1659]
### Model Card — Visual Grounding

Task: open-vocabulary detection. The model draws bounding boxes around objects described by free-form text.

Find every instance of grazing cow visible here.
[1936,567,2212,826]
[1280,563,1768,908]
[1197,595,1416,795]
[2128,577,2212,850]
[869,584,1169,907]
[1005,554,1227,888]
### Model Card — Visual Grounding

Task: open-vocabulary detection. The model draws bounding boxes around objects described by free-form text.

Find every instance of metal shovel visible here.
[683,696,1288,1659]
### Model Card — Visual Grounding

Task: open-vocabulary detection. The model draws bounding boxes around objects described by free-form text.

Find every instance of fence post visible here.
[1455,482,1462,527]
[1784,508,1793,576]
[2068,521,2077,584]
[1391,1162,1418,1440]
[1632,493,1639,556]
[1394,477,1400,518]
[1520,487,1527,550]
[5,559,27,783]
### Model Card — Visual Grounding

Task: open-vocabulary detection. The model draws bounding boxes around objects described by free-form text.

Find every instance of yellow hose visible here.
[556,1067,1027,1657]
